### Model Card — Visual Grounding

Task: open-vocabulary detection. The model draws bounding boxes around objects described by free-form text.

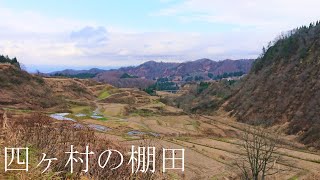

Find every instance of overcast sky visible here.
[0,0,320,72]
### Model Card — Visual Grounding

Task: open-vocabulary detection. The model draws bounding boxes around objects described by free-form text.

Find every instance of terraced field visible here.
[56,88,320,179]
[2,79,320,179]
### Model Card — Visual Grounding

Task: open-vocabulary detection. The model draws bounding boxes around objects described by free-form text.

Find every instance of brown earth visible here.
[226,23,320,149]
[2,64,320,179]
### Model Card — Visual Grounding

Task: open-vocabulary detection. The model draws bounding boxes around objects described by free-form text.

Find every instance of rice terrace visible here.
[1,1,320,179]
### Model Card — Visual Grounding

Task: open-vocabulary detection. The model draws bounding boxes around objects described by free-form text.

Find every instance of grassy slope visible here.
[226,23,320,148]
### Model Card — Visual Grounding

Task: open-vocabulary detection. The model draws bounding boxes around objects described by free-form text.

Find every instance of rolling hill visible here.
[0,64,100,111]
[0,64,66,110]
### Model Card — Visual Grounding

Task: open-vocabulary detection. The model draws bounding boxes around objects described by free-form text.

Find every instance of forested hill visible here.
[114,58,253,80]
[226,21,320,148]
[0,55,20,68]
[50,58,253,81]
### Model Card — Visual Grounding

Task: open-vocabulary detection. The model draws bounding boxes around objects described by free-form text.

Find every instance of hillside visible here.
[160,81,235,113]
[0,64,66,110]
[2,56,320,179]
[0,55,20,68]
[0,64,99,110]
[44,78,97,101]
[226,22,320,148]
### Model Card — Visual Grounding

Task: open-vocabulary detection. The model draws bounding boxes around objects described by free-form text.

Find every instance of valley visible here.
[2,21,320,180]
[1,65,320,179]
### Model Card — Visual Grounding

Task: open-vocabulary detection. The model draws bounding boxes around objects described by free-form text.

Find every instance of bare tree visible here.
[234,127,285,180]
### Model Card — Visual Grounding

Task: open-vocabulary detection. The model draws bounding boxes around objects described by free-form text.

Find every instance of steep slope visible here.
[226,22,320,148]
[0,64,66,110]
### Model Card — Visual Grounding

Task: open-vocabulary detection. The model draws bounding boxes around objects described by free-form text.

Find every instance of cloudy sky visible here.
[0,0,320,72]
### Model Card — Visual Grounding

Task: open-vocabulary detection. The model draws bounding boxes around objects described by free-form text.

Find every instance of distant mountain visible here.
[49,58,253,88]
[49,68,106,78]
[114,59,253,80]
[118,61,180,79]
[93,70,155,89]
[172,58,253,77]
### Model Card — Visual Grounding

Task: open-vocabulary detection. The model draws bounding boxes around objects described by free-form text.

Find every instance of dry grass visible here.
[0,112,165,179]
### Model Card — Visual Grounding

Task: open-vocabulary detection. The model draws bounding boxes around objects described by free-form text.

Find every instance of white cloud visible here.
[153,0,320,30]
[1,1,319,71]
[0,6,96,33]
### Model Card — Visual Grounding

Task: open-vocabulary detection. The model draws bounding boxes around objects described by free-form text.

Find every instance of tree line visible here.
[0,54,20,69]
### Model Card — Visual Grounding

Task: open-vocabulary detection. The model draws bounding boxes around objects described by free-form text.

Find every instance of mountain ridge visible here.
[49,58,253,80]
[48,58,253,88]
[110,58,253,79]
[49,68,106,76]
[226,21,320,148]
